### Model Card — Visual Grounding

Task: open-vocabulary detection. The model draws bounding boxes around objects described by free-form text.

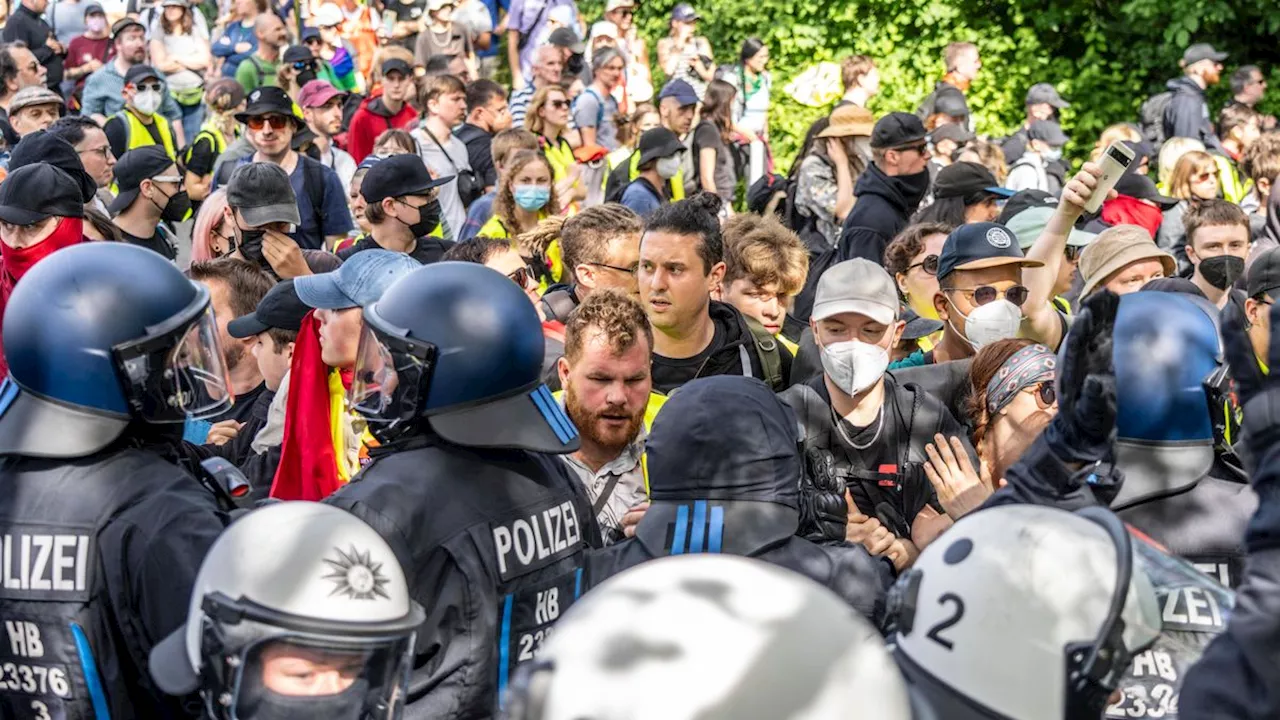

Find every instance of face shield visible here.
[114,303,233,423]
[348,323,436,439]
[1106,530,1234,719]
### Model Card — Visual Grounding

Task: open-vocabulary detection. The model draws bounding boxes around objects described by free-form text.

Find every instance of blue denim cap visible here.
[294,250,422,310]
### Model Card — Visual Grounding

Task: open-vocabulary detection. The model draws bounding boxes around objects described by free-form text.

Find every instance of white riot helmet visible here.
[149,502,425,719]
[503,554,917,720]
[887,505,1162,720]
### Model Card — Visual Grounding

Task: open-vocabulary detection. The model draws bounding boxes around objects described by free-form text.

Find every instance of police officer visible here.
[149,502,425,719]
[0,242,232,719]
[325,261,600,717]
[506,554,915,720]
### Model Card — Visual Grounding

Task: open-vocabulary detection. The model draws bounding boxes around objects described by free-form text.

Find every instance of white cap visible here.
[314,2,342,26]
[590,20,620,41]
[812,258,899,324]
[605,0,635,11]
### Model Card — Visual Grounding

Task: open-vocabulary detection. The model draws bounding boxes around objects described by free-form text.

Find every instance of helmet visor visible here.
[231,633,415,720]
[349,323,435,425]
[115,306,233,423]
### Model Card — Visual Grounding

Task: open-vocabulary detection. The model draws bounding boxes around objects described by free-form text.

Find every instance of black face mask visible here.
[1198,254,1245,290]
[398,198,441,239]
[566,53,585,75]
[150,185,191,223]
[297,68,319,86]
[239,674,370,720]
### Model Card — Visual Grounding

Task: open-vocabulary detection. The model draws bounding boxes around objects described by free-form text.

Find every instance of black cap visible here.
[1122,138,1154,168]
[1182,43,1228,66]
[1027,120,1068,146]
[108,146,177,215]
[1142,277,1207,299]
[1025,83,1069,108]
[929,123,974,145]
[937,222,1044,280]
[360,154,451,204]
[1247,247,1280,300]
[123,64,162,87]
[228,279,310,338]
[226,162,301,227]
[547,27,585,54]
[901,307,944,341]
[636,127,685,166]
[933,89,970,118]
[870,112,927,150]
[933,162,1016,204]
[111,17,144,39]
[0,163,86,224]
[996,189,1057,224]
[83,2,105,16]
[282,45,314,65]
[381,58,413,77]
[9,131,96,203]
[235,86,303,126]
[1114,166,1178,209]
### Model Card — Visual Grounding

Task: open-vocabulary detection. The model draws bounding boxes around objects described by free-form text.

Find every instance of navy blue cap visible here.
[658,79,698,107]
[937,222,1044,280]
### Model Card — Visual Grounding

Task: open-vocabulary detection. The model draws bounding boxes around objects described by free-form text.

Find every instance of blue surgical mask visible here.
[513,184,551,211]
[1041,146,1064,163]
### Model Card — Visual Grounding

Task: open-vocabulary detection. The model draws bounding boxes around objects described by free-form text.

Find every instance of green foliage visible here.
[580,0,1280,173]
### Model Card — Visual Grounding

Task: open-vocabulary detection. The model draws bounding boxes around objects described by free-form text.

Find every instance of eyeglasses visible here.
[894,142,929,155]
[1192,171,1216,183]
[1030,382,1057,410]
[246,115,292,131]
[587,261,637,275]
[77,145,112,160]
[133,82,164,93]
[548,99,570,110]
[947,284,1029,307]
[908,254,939,275]
[507,265,536,288]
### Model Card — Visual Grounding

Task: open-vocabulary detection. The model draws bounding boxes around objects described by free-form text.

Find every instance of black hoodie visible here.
[837,162,931,264]
[650,300,792,394]
[1164,76,1226,154]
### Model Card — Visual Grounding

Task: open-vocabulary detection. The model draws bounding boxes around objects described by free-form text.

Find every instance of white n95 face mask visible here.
[657,155,683,179]
[134,90,163,116]
[819,339,890,396]
[953,298,1023,349]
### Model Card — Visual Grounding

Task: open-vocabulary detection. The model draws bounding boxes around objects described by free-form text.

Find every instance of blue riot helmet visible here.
[1110,291,1225,506]
[349,261,580,451]
[0,243,232,458]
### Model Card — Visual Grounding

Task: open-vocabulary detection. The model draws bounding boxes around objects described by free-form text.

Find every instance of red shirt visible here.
[346,92,419,163]
[66,35,110,72]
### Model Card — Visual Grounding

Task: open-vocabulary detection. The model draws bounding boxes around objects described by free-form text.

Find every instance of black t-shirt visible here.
[185,134,219,177]
[208,382,268,425]
[691,120,735,202]
[337,234,452,265]
[104,114,164,159]
[117,226,177,260]
[651,321,725,394]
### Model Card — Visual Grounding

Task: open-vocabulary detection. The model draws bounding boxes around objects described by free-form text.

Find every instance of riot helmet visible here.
[504,554,916,720]
[887,505,1163,720]
[350,261,579,452]
[0,242,231,458]
[149,502,425,720]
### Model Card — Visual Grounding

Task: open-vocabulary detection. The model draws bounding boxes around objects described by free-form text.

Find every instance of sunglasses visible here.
[507,265,536,288]
[292,61,317,71]
[1064,245,1084,263]
[895,142,929,155]
[908,254,939,275]
[133,82,164,93]
[548,99,570,109]
[1192,171,1216,183]
[616,8,634,16]
[1030,382,1057,410]
[588,261,637,275]
[246,115,292,130]
[948,284,1030,307]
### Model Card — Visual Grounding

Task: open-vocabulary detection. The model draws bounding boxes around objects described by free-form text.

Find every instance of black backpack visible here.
[1140,91,1174,146]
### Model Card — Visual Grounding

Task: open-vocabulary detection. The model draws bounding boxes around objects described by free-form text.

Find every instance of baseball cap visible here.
[294,249,422,310]
[123,64,162,87]
[637,127,685,166]
[381,57,413,77]
[1078,225,1177,296]
[1027,120,1069,146]
[7,86,64,116]
[1114,167,1178,209]
[360,154,451,204]
[1004,206,1097,250]
[929,122,974,145]
[1025,83,1069,108]
[226,162,302,227]
[812,259,899,324]
[1182,43,1228,66]
[658,79,698,107]
[111,16,144,39]
[300,26,320,42]
[1247,247,1280,300]
[0,163,85,225]
[282,45,314,65]
[298,79,344,108]
[870,112,927,150]
[996,189,1057,224]
[314,2,342,26]
[605,0,634,11]
[427,0,455,11]
[228,279,310,338]
[83,2,105,16]
[547,27,585,54]
[590,20,619,41]
[901,307,944,341]
[937,222,1045,280]
[8,131,96,204]
[819,105,875,139]
[933,162,1016,204]
[671,3,699,22]
[235,86,304,126]
[108,146,178,215]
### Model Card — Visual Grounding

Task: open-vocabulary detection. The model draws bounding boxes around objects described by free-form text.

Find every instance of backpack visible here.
[1140,91,1174,146]
[743,315,784,391]
[244,56,270,88]
[340,92,367,135]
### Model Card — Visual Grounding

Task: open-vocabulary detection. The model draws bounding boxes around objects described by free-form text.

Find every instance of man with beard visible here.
[82,19,182,135]
[1164,43,1228,153]
[557,289,666,544]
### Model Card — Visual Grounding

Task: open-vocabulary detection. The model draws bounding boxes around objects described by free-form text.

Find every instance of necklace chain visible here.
[833,403,884,450]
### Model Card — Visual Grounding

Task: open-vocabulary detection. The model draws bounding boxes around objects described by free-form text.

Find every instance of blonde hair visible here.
[1158,137,1206,188]
[526,85,569,137]
[1167,150,1218,201]
[1089,123,1141,163]
[721,213,809,296]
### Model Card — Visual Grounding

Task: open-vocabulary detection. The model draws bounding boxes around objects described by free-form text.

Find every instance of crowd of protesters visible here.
[0,0,1279,717]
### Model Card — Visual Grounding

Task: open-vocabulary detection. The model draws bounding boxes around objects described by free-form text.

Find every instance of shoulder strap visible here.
[743,315,783,390]
[580,87,605,127]
[423,125,461,172]
[247,55,267,86]
[299,156,327,236]
[896,381,941,465]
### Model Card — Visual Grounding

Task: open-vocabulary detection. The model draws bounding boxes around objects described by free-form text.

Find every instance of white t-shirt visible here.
[413,124,473,239]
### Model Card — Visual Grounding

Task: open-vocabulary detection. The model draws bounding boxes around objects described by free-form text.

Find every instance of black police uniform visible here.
[586,376,893,622]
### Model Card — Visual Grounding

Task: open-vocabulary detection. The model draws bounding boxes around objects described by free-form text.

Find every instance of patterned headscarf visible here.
[986,343,1057,415]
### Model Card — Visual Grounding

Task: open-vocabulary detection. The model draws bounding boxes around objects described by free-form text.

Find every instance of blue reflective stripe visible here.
[670,504,689,555]
[531,385,578,444]
[573,567,583,598]
[0,377,19,418]
[497,594,514,706]
[71,622,111,720]
[689,500,707,553]
[708,505,724,553]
